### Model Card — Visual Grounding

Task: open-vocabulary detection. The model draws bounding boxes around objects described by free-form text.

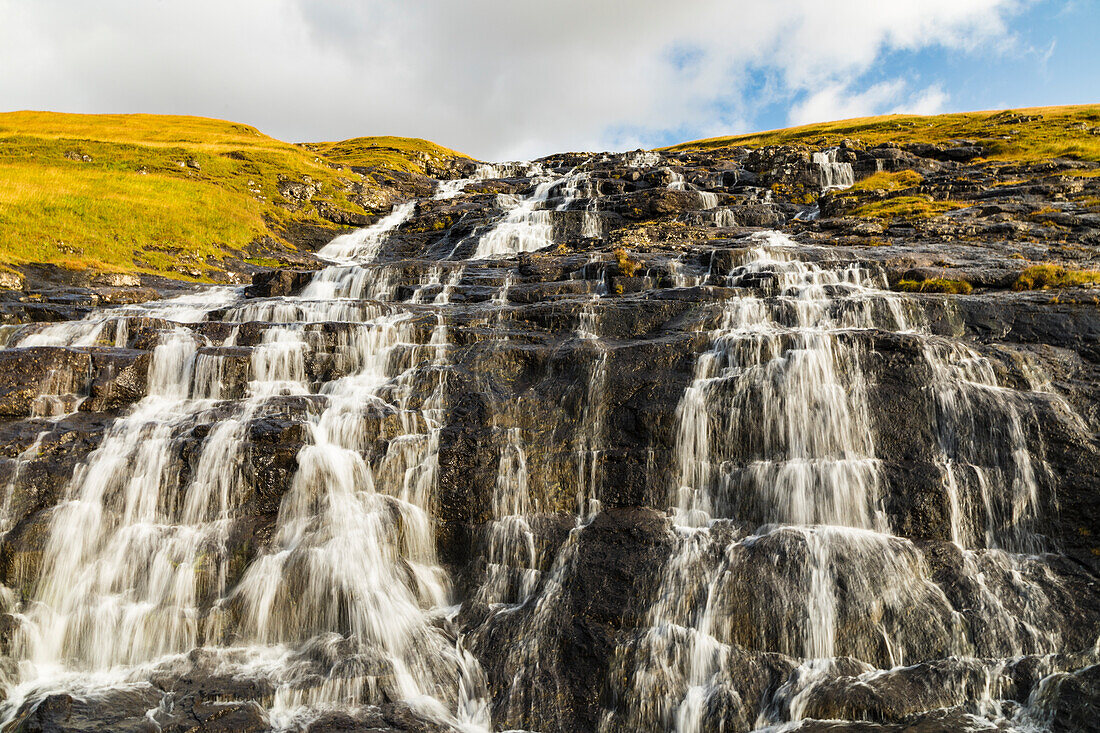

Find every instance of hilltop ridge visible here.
[0,112,475,284]
[0,105,1098,288]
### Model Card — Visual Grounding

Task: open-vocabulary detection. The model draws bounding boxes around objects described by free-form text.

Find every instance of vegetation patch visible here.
[1013,264,1100,291]
[895,278,973,295]
[0,112,468,280]
[849,170,923,192]
[854,195,964,220]
[667,105,1100,164]
[301,136,468,175]
[613,246,642,276]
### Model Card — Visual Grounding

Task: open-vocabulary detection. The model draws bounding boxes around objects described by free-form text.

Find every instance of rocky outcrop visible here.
[0,138,1096,732]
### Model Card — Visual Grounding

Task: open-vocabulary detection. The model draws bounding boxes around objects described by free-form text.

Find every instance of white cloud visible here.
[789,81,950,126]
[0,0,1030,159]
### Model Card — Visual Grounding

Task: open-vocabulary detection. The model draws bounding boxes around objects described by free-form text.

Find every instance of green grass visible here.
[849,170,923,192]
[666,105,1100,163]
[302,136,468,175]
[1013,265,1100,291]
[0,112,469,280]
[896,278,973,295]
[853,195,964,221]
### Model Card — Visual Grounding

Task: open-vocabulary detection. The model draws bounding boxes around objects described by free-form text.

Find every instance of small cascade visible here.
[670,242,888,530]
[603,232,1082,732]
[627,150,662,168]
[574,266,608,519]
[923,341,1050,553]
[557,168,602,238]
[812,148,855,191]
[664,166,720,209]
[712,207,736,227]
[316,201,416,263]
[11,287,238,348]
[476,424,540,606]
[434,162,526,200]
[9,329,218,677]
[472,166,595,260]
[471,177,557,260]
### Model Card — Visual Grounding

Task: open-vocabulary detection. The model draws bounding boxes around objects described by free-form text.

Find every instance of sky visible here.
[1,0,1097,161]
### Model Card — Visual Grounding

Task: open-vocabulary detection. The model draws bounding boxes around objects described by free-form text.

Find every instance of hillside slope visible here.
[667,104,1100,162]
[0,112,473,284]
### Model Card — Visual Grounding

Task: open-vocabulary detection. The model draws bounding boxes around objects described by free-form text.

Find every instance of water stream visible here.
[0,153,1092,732]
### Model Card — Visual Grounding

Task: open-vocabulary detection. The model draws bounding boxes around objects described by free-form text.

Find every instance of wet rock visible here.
[82,348,150,411]
[10,687,163,733]
[0,347,91,417]
[246,268,316,298]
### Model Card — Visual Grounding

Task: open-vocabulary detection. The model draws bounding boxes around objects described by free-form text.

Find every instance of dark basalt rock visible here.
[83,347,150,411]
[246,268,317,298]
[0,347,91,417]
[0,140,1098,732]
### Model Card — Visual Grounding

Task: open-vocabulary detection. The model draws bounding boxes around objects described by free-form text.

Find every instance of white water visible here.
[316,201,416,264]
[665,166,720,209]
[604,231,1077,732]
[472,166,598,260]
[434,162,529,200]
[812,148,855,191]
[0,148,1091,732]
[1,204,492,732]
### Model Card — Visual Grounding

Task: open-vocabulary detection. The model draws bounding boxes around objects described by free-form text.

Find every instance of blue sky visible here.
[1,0,1097,160]
[636,0,1100,148]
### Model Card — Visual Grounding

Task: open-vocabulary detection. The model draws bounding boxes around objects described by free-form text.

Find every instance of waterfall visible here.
[472,165,597,259]
[434,162,526,200]
[603,232,1078,732]
[664,166,720,209]
[316,201,417,264]
[0,148,1094,732]
[0,203,493,732]
[812,148,855,191]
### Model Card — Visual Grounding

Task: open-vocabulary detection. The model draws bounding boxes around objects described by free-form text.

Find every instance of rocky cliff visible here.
[0,108,1098,732]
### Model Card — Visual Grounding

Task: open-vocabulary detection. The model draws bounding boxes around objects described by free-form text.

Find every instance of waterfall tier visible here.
[0,146,1097,733]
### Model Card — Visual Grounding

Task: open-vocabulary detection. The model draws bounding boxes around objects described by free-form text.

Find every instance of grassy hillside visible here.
[667,105,1100,163]
[0,112,470,282]
[302,136,468,175]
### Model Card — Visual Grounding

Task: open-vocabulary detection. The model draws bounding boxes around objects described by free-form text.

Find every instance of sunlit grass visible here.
[896,278,973,295]
[1013,264,1100,291]
[0,112,468,279]
[306,136,469,174]
[849,170,923,191]
[853,195,964,220]
[667,105,1100,163]
[0,161,262,278]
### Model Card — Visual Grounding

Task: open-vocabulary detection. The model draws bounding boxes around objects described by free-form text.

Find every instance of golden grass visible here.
[0,161,262,277]
[0,112,467,279]
[666,105,1100,163]
[854,195,964,220]
[896,278,973,295]
[850,170,923,192]
[1013,264,1100,291]
[305,136,469,175]
[613,246,641,276]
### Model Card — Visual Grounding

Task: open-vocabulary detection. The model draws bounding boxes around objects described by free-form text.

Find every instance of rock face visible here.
[0,142,1097,733]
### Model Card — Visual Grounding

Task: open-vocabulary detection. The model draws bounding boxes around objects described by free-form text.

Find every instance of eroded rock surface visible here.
[0,142,1097,732]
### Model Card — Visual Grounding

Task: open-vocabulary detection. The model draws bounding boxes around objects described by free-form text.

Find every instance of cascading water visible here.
[0,195,494,732]
[0,146,1094,733]
[471,165,597,260]
[602,232,1084,732]
[812,148,855,191]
